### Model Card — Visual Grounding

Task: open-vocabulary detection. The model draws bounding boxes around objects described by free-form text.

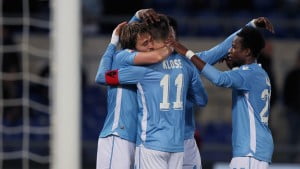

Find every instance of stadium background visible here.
[0,0,300,168]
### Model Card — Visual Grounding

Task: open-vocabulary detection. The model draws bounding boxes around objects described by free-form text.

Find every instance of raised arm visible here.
[171,40,249,90]
[197,17,274,65]
[95,22,126,85]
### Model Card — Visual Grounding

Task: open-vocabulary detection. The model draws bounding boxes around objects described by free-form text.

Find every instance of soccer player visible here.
[102,15,207,169]
[171,26,274,169]
[180,17,274,169]
[95,13,173,169]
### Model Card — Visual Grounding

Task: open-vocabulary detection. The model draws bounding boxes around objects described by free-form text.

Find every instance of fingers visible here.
[264,18,275,34]
[140,9,160,24]
[260,17,274,33]
[170,41,188,56]
[114,21,127,35]
[254,17,275,34]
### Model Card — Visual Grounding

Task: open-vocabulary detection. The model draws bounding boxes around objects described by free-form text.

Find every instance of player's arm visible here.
[104,66,147,85]
[133,45,173,65]
[95,22,126,85]
[187,67,208,107]
[201,64,249,90]
[172,40,249,90]
[197,17,274,65]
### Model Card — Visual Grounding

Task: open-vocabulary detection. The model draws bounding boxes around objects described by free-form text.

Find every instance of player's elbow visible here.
[95,76,106,85]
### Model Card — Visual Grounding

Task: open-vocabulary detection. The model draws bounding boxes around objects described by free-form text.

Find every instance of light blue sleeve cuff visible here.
[246,19,256,28]
[129,14,141,23]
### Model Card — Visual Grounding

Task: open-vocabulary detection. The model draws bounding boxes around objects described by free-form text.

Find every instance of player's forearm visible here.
[95,44,116,85]
[129,12,141,23]
[201,64,234,88]
[190,55,206,71]
[190,87,208,107]
[196,20,255,65]
[149,46,172,63]
[133,46,172,65]
[172,41,206,70]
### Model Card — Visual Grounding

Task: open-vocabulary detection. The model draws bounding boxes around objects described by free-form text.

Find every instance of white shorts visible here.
[134,145,184,169]
[183,138,202,169]
[96,135,135,169]
[229,157,269,169]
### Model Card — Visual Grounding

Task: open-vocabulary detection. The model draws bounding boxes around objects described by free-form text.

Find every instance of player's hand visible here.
[113,21,127,36]
[168,39,189,56]
[137,8,160,24]
[164,37,175,54]
[111,21,127,45]
[253,17,275,33]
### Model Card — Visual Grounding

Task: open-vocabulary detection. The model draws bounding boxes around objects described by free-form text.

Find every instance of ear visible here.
[245,48,251,57]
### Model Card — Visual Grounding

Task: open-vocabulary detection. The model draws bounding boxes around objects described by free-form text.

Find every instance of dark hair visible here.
[167,15,178,34]
[119,22,149,50]
[237,26,265,58]
[147,14,170,41]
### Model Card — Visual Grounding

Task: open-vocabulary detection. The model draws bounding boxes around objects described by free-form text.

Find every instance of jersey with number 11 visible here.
[115,51,207,153]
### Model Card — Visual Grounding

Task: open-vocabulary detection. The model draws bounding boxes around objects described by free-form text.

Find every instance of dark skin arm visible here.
[171,17,275,71]
[171,40,206,71]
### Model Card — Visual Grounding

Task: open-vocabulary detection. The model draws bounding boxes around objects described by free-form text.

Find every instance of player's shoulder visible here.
[115,49,136,60]
[124,49,135,53]
[235,64,257,73]
[235,64,265,79]
[117,49,135,55]
[239,65,251,71]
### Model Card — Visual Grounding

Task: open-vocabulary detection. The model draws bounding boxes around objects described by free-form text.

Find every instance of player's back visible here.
[133,53,206,152]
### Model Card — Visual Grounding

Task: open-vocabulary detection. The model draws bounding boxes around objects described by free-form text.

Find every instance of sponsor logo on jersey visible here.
[125,49,134,53]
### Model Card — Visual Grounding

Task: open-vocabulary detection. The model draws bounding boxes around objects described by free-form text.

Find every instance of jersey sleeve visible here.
[195,20,256,66]
[115,49,138,66]
[187,66,208,107]
[95,43,117,85]
[129,12,141,23]
[105,65,147,85]
[202,64,250,91]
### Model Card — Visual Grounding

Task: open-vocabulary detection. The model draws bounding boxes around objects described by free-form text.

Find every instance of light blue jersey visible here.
[184,21,259,139]
[95,15,142,143]
[113,51,207,152]
[202,63,274,162]
[95,45,140,142]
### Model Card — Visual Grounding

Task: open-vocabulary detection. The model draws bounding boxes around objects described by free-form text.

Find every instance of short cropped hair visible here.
[147,14,170,41]
[119,22,149,50]
[237,26,265,58]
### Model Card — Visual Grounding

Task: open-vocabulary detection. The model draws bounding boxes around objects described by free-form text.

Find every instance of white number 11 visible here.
[160,74,183,110]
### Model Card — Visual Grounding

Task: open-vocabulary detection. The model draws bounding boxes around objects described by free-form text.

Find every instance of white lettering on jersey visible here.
[163,59,182,70]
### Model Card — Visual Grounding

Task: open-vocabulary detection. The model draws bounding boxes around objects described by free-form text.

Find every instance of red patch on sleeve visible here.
[105,70,119,85]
